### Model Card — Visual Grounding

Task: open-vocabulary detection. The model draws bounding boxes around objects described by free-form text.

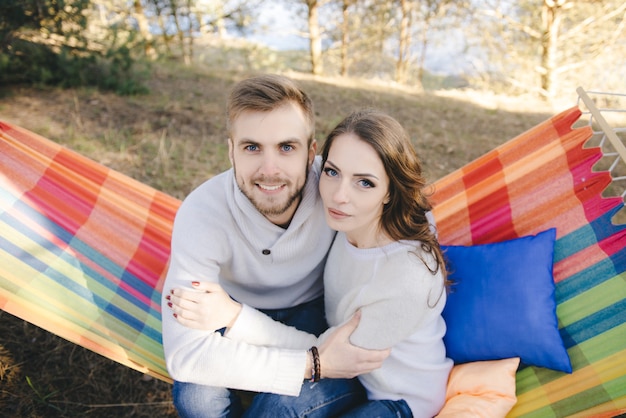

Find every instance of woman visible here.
[168,109,452,417]
[315,109,452,417]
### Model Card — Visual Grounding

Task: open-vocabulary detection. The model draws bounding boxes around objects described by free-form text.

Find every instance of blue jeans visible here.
[172,296,366,417]
[339,399,413,418]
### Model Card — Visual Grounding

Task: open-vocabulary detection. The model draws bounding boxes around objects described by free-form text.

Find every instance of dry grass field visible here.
[0,60,621,417]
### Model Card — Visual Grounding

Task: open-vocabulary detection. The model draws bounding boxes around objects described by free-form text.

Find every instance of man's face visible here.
[229,102,316,226]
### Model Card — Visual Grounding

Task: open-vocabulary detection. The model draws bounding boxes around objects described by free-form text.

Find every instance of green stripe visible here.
[517,323,626,395]
[558,273,626,326]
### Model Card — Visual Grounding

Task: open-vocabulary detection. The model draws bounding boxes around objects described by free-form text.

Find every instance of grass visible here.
[0,56,623,416]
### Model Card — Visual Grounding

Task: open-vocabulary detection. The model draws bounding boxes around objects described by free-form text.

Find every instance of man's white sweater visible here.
[162,157,332,396]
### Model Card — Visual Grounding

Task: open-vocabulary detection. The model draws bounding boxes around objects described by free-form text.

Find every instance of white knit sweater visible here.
[323,233,453,417]
[227,232,453,417]
[161,157,333,396]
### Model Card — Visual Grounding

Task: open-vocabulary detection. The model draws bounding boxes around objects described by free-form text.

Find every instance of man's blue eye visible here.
[281,144,294,152]
[245,145,259,152]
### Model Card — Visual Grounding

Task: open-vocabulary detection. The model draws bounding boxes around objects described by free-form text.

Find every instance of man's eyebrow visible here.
[235,138,259,146]
[235,138,304,146]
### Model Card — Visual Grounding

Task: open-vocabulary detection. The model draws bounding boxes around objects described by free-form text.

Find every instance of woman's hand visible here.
[166,281,242,331]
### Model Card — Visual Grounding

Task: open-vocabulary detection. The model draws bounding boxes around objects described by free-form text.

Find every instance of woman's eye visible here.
[323,167,338,177]
[358,179,374,188]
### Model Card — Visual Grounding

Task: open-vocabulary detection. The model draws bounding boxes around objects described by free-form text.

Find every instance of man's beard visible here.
[233,164,309,218]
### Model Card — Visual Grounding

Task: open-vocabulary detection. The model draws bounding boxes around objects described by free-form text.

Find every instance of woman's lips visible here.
[328,208,349,220]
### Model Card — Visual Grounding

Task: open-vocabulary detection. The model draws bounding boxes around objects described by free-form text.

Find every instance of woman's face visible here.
[319,133,390,248]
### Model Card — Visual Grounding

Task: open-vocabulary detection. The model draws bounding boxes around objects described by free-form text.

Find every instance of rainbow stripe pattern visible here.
[1,105,625,416]
[432,107,626,417]
[0,121,179,381]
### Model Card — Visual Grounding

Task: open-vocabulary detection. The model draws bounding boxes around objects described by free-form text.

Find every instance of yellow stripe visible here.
[568,401,626,418]
[509,346,626,416]
[0,235,169,379]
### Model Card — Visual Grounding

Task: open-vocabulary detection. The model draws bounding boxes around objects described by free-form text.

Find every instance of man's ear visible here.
[228,138,234,165]
[308,139,317,167]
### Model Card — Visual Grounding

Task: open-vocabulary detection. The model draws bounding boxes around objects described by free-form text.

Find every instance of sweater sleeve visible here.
[161,185,308,395]
[226,304,317,349]
[162,309,307,395]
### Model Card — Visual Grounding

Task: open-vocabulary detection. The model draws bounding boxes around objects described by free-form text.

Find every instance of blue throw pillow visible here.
[441,228,572,373]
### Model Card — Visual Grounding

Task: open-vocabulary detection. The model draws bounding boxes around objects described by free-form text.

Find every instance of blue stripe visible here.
[1,197,161,313]
[560,298,626,349]
[554,203,626,264]
[0,200,161,327]
[555,257,620,304]
[0,234,162,343]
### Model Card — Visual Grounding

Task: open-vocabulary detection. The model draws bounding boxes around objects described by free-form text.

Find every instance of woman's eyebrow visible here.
[326,160,379,180]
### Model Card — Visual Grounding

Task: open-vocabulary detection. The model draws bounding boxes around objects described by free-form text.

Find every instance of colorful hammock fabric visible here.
[1,101,625,416]
[0,123,179,381]
[431,106,626,417]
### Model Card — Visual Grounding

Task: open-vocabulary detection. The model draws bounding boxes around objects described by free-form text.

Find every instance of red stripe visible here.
[462,156,515,243]
[125,193,177,290]
[25,149,108,234]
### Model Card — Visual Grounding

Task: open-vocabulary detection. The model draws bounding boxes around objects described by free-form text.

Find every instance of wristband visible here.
[309,346,320,383]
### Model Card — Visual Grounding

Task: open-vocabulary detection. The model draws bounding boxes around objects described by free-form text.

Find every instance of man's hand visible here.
[167,282,242,331]
[318,311,391,379]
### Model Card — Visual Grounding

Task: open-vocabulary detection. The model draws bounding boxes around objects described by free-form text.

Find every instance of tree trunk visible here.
[307,0,323,75]
[340,0,350,76]
[396,0,412,84]
[540,0,565,98]
[133,0,157,59]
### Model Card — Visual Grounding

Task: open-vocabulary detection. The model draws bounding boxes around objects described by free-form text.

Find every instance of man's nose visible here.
[259,152,280,175]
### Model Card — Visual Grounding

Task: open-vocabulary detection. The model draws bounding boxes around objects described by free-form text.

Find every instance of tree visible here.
[0,0,91,85]
[412,0,462,86]
[339,0,356,76]
[324,0,397,77]
[470,0,626,97]
[304,0,325,75]
[396,0,413,84]
[133,0,157,59]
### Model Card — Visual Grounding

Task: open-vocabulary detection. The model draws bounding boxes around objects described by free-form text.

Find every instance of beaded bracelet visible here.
[309,346,321,383]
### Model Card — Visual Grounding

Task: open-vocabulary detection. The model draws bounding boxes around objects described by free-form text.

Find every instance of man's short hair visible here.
[227,74,315,144]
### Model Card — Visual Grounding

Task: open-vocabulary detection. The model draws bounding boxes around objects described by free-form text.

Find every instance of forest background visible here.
[0,0,625,416]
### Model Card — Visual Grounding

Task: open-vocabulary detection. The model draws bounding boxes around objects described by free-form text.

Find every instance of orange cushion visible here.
[436,358,520,418]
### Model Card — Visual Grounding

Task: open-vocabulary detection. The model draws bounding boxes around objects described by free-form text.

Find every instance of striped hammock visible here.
[1,91,625,417]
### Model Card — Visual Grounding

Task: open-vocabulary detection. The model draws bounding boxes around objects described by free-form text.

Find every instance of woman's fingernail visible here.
[173,313,178,318]
[192,281,199,286]
[165,295,170,300]
[167,302,172,308]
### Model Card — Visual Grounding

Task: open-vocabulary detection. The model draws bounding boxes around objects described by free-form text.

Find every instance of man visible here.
[161,74,389,417]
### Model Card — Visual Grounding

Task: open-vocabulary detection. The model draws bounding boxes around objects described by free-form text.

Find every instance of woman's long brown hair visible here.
[321,109,448,298]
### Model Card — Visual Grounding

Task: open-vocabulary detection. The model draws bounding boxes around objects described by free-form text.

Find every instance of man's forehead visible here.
[231,107,311,146]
